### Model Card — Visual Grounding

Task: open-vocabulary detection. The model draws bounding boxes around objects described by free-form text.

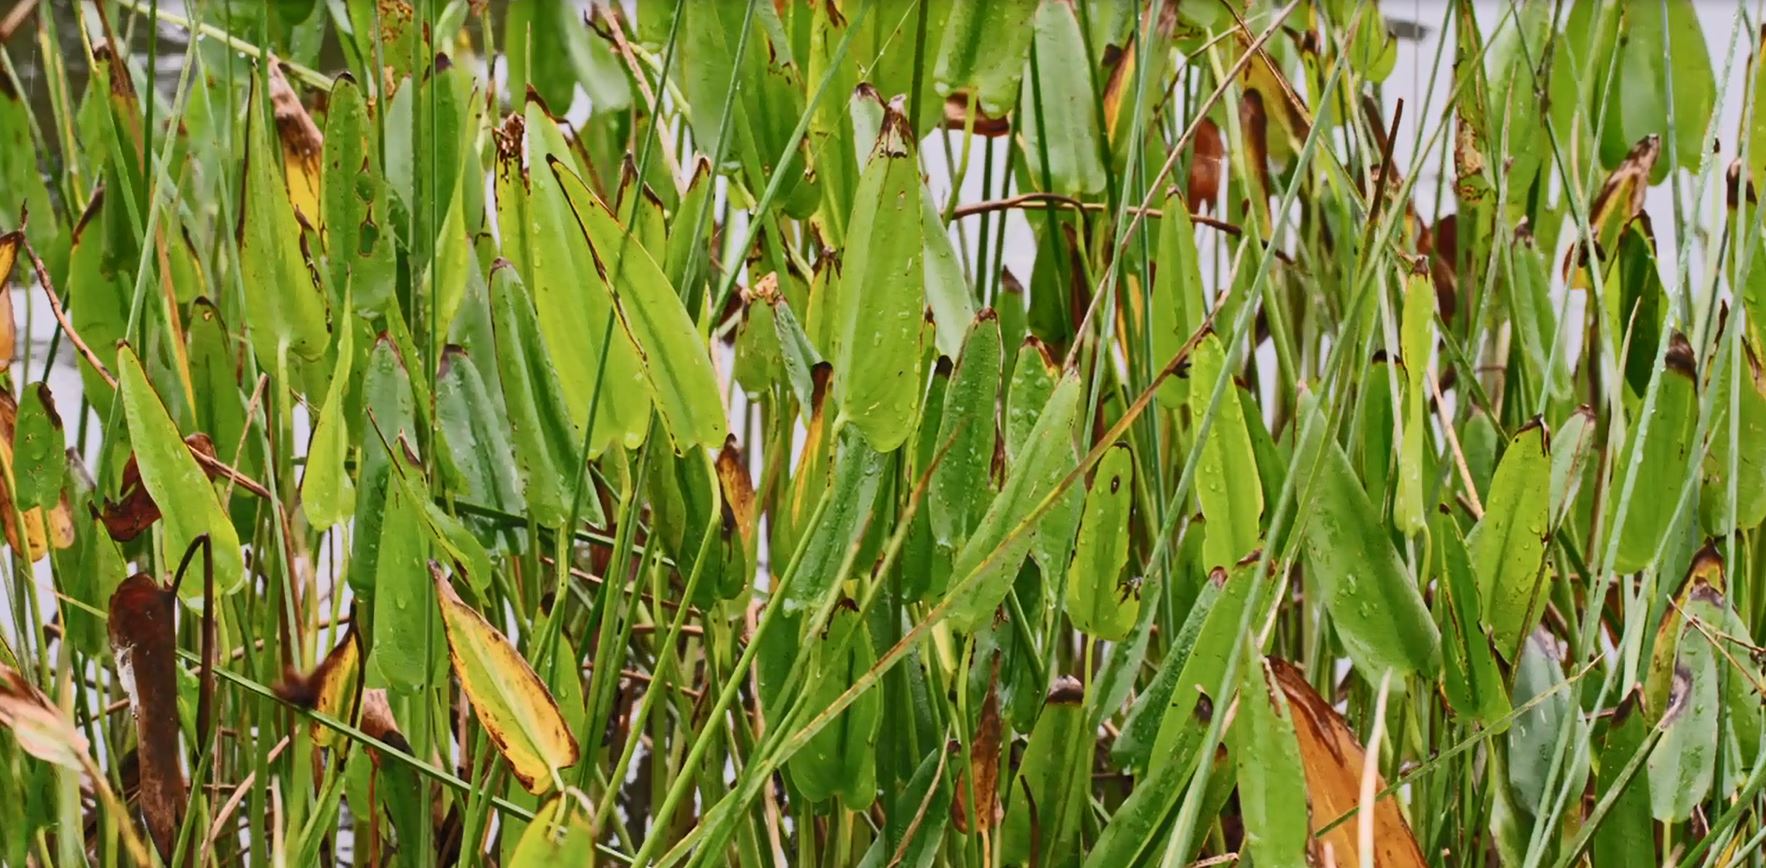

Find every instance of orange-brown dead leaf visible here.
[107,572,187,864]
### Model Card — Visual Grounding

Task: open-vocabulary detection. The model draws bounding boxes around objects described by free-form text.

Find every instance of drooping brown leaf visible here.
[269,59,323,230]
[276,623,363,747]
[1269,658,1427,868]
[1562,135,1661,284]
[98,433,221,541]
[1188,118,1225,209]
[108,572,187,864]
[952,658,1003,834]
[941,93,1011,137]
[715,435,756,546]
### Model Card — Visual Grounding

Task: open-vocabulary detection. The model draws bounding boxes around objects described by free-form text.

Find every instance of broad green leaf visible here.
[1019,0,1106,196]
[12,384,66,512]
[1064,443,1137,641]
[433,562,581,794]
[786,602,881,809]
[831,106,925,453]
[116,348,244,600]
[1233,653,1308,868]
[1114,562,1225,772]
[930,311,1002,550]
[302,321,355,529]
[1550,406,1597,530]
[1190,333,1263,570]
[945,372,1081,632]
[856,747,949,868]
[550,160,727,451]
[1000,678,1087,865]
[1293,399,1440,679]
[934,0,1038,115]
[1005,338,1058,461]
[1466,420,1551,660]
[348,336,418,597]
[486,262,590,528]
[1507,630,1579,816]
[321,73,394,310]
[779,427,887,618]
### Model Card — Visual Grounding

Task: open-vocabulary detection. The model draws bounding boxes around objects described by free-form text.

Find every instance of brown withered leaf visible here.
[108,572,187,864]
[276,623,363,747]
[269,59,324,231]
[942,94,1011,137]
[952,658,1003,834]
[715,436,756,546]
[99,433,221,541]
[1188,118,1226,209]
[1269,658,1427,868]
[1562,135,1660,285]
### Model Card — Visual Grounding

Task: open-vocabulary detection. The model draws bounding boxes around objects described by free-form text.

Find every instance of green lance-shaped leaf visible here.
[116,347,245,600]
[348,336,417,597]
[1000,677,1088,865]
[1600,0,1715,180]
[1507,630,1579,816]
[1594,688,1654,868]
[1395,269,1433,533]
[1065,443,1137,641]
[858,746,950,868]
[1190,333,1263,570]
[780,426,888,619]
[436,346,525,521]
[1606,334,1698,575]
[1293,397,1440,680]
[930,311,1002,550]
[1018,0,1106,196]
[549,157,727,451]
[933,0,1038,116]
[1151,193,1207,408]
[786,601,881,810]
[518,102,650,456]
[922,192,976,360]
[945,372,1082,632]
[1701,341,1766,534]
[1467,420,1551,661]
[487,261,585,528]
[1647,581,1722,821]
[238,74,329,373]
[321,73,395,310]
[372,478,442,692]
[831,102,926,453]
[1005,338,1058,461]
[1114,564,1227,772]
[1232,652,1309,868]
[1434,512,1511,724]
[432,562,581,795]
[12,384,66,512]
[302,319,355,529]
[1550,406,1597,531]
[1149,562,1256,774]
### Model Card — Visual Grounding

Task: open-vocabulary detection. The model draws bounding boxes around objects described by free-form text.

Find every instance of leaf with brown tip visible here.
[107,572,186,864]
[1269,658,1426,868]
[430,561,579,793]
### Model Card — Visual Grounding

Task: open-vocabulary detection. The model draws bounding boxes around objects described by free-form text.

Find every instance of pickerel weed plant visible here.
[0,0,1763,865]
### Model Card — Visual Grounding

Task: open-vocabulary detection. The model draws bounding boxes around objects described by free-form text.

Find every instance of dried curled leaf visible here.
[107,572,187,863]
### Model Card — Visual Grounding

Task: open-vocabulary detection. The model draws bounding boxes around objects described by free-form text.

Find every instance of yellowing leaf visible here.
[431,561,579,794]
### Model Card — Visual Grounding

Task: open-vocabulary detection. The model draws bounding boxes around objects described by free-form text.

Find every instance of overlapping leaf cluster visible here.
[0,0,1763,866]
